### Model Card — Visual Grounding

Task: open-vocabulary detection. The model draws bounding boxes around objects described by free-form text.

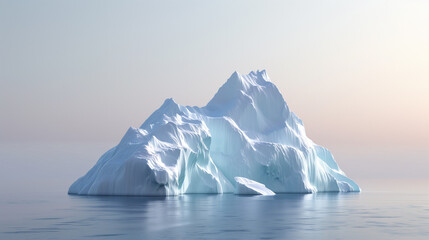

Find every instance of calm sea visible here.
[0,143,428,240]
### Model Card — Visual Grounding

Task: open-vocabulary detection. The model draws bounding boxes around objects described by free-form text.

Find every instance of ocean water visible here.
[0,143,428,240]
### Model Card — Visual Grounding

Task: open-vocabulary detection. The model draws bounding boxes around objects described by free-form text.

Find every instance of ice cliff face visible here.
[69,70,360,196]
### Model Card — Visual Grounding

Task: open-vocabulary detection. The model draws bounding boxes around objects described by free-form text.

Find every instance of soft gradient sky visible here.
[1,0,428,180]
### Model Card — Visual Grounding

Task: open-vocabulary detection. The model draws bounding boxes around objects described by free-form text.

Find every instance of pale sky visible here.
[1,0,428,179]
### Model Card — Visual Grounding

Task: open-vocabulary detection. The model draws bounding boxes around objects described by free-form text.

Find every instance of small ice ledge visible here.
[234,177,275,196]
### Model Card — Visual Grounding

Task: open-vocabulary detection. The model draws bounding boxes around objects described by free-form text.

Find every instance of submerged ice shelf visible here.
[69,70,360,196]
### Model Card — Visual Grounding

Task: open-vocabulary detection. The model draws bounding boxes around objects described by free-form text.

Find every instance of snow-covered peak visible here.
[207,70,272,105]
[161,98,181,110]
[243,69,271,85]
[140,97,183,129]
[204,70,289,135]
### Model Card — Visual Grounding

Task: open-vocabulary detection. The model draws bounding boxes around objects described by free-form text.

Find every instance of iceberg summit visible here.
[69,70,360,196]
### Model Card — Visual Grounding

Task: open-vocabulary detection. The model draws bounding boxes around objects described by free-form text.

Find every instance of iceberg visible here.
[234,177,275,195]
[69,70,360,196]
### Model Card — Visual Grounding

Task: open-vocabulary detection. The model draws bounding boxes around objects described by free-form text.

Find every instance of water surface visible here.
[0,143,427,239]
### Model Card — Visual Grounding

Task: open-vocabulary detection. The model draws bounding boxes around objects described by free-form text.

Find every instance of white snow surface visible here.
[234,177,275,195]
[69,70,360,196]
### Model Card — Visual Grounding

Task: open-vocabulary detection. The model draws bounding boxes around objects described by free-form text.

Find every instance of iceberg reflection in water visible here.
[1,189,428,240]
